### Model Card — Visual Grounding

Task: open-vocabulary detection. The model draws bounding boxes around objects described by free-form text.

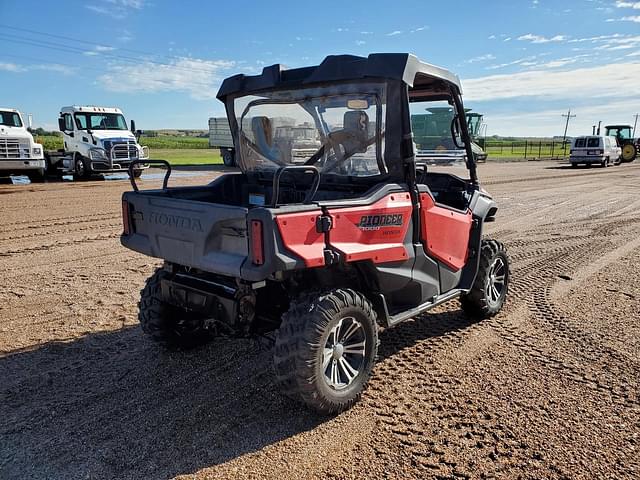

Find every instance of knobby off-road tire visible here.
[139,269,215,349]
[461,239,510,319]
[274,289,379,415]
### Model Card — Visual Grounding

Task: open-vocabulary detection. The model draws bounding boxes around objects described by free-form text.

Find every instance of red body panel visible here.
[275,211,325,267]
[419,193,472,271]
[327,193,413,263]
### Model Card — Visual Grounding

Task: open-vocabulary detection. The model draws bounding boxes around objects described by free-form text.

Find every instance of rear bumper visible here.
[0,159,46,172]
[570,156,605,164]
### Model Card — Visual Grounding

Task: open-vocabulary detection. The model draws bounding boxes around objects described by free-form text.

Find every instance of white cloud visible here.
[386,30,402,36]
[621,15,640,21]
[466,54,496,63]
[360,31,374,35]
[0,62,26,72]
[463,62,640,101]
[503,37,512,42]
[615,1,640,8]
[480,98,640,137]
[98,57,235,100]
[486,56,537,70]
[355,40,366,46]
[0,61,74,75]
[627,50,640,56]
[84,44,117,56]
[488,34,496,39]
[86,0,146,18]
[518,33,568,44]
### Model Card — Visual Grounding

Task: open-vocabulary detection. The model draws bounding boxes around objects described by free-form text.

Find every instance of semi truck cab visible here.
[56,106,149,178]
[0,108,46,181]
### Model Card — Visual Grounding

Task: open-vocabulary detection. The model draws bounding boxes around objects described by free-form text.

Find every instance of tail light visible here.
[122,200,131,235]
[251,220,264,265]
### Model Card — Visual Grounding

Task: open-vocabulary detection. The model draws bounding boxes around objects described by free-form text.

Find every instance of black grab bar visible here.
[128,159,172,192]
[271,165,320,207]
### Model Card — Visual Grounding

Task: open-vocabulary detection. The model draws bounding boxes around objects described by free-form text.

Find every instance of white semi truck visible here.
[47,106,149,179]
[0,108,46,182]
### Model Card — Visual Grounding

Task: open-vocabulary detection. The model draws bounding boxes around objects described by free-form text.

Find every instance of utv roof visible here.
[217,53,462,100]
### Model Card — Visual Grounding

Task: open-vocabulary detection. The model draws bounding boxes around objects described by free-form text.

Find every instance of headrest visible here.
[343,110,369,134]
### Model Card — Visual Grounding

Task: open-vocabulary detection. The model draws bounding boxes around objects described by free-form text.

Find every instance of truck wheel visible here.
[221,148,235,167]
[27,169,46,183]
[73,155,90,180]
[138,269,215,349]
[274,289,379,415]
[461,239,510,319]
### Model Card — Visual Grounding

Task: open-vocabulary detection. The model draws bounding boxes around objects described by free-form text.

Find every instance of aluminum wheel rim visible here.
[322,316,366,390]
[486,257,507,307]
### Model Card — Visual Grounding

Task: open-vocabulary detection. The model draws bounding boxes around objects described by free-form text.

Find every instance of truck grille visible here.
[110,142,139,161]
[0,138,29,160]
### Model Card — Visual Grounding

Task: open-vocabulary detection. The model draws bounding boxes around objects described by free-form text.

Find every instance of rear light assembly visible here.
[122,200,131,235]
[251,220,264,265]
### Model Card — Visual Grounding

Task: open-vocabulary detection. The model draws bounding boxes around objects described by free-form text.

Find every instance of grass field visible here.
[150,148,222,165]
[35,135,220,165]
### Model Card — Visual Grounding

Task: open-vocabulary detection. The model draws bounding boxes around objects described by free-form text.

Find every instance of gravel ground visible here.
[1,161,639,479]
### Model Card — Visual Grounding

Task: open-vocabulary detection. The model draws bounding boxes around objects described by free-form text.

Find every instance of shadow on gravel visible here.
[1,308,474,479]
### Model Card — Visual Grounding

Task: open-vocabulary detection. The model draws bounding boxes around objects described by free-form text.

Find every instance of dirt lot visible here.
[1,161,639,479]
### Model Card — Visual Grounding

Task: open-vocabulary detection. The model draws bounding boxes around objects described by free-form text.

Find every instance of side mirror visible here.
[130,119,136,133]
[58,117,66,132]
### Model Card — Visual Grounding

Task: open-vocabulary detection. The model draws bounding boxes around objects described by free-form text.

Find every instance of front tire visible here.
[138,269,216,349]
[27,168,46,183]
[274,289,379,415]
[73,155,91,180]
[461,239,510,319]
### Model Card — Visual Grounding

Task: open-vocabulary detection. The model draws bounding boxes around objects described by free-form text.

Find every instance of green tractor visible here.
[605,124,638,162]
[411,107,488,162]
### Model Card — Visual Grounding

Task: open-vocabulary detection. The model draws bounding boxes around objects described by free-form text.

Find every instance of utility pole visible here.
[633,114,639,138]
[561,110,576,157]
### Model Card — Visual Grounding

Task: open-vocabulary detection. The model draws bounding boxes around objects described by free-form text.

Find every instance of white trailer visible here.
[47,106,150,179]
[0,108,46,182]
[208,117,235,166]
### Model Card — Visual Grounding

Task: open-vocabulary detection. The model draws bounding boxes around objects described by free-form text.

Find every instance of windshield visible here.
[607,127,632,140]
[410,100,465,162]
[74,112,127,130]
[233,83,386,177]
[0,111,23,128]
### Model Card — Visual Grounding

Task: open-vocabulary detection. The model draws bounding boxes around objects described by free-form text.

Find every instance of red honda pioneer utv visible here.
[121,54,509,414]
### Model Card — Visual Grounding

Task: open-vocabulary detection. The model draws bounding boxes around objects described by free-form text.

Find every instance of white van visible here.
[570,136,621,167]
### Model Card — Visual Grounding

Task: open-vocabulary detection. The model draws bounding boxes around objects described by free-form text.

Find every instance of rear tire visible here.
[461,239,510,319]
[138,269,216,349]
[621,143,637,162]
[274,289,378,415]
[221,148,235,167]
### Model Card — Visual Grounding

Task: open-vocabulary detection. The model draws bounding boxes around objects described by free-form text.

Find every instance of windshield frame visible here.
[0,111,23,128]
[230,81,388,178]
[73,112,128,131]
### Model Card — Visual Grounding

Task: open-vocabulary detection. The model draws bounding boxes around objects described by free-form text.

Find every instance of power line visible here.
[0,31,233,76]
[0,23,209,65]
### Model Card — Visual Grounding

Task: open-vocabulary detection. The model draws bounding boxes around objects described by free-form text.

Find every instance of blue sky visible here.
[1,0,639,136]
